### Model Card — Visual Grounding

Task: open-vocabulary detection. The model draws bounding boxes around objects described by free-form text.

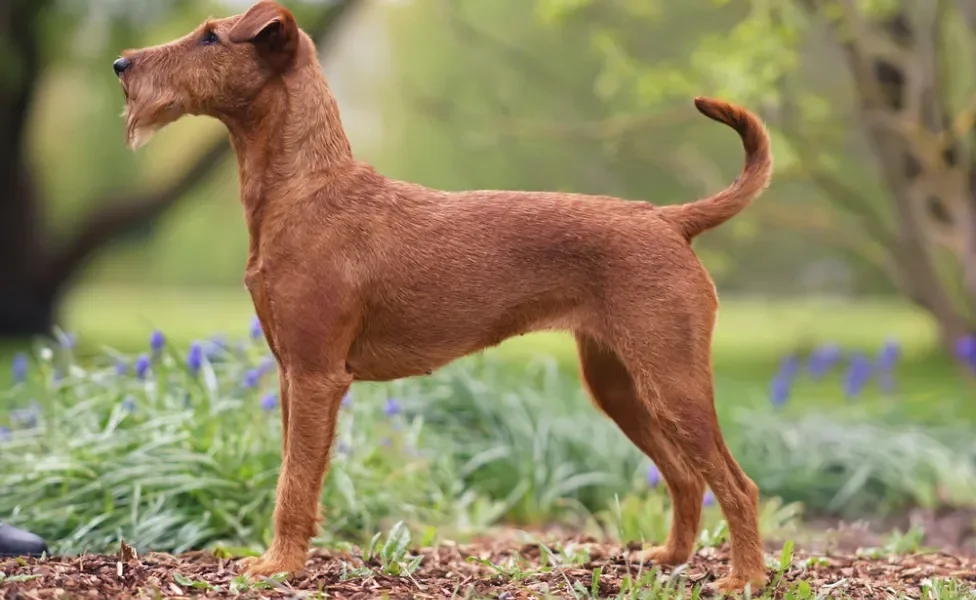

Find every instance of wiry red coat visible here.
[116,1,774,593]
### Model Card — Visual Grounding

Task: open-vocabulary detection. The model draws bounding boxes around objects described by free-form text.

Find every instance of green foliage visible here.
[358,521,424,576]
[1,327,973,558]
[731,411,976,516]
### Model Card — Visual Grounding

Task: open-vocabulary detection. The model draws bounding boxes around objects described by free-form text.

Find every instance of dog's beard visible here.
[120,85,183,151]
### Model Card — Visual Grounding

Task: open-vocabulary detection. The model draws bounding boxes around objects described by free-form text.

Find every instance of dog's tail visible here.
[660,97,772,240]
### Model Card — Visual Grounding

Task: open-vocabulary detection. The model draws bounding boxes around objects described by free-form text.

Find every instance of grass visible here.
[0,323,973,558]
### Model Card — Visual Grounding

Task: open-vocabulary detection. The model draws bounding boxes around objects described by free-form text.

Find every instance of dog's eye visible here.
[200,30,219,46]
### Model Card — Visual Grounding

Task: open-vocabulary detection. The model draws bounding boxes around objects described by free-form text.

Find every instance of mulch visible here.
[1,536,974,599]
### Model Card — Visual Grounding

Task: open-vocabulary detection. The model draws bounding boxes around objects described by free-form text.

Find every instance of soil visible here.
[1,536,974,599]
[799,507,976,558]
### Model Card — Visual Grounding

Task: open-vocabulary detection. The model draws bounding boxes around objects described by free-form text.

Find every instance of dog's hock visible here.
[228,0,299,72]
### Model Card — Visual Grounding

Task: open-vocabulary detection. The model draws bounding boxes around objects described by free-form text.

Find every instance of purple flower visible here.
[843,353,873,399]
[337,441,351,454]
[186,342,203,375]
[12,353,28,384]
[875,339,901,394]
[703,491,716,507]
[768,354,799,408]
[769,374,791,408]
[242,368,261,389]
[341,392,352,408]
[0,426,9,442]
[261,392,278,411]
[876,338,901,369]
[134,354,150,380]
[121,396,136,412]
[149,330,165,355]
[778,354,800,379]
[646,463,661,487]
[955,335,976,372]
[250,317,263,341]
[807,344,841,381]
[384,398,401,417]
[115,361,128,376]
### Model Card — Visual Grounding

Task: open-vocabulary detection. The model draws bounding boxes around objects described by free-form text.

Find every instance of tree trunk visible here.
[802,1,976,351]
[0,0,55,337]
[0,158,55,337]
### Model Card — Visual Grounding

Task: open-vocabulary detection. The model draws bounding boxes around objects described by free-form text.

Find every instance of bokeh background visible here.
[1,0,975,559]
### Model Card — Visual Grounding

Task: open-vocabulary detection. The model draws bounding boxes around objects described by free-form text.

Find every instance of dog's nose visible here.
[113,57,131,77]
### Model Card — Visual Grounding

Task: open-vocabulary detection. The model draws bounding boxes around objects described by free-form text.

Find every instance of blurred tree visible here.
[0,0,358,340]
[381,0,976,351]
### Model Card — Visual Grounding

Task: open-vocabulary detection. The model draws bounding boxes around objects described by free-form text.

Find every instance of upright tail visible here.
[660,97,773,240]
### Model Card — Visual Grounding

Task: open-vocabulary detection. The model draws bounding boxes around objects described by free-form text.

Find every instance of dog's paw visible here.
[237,553,305,580]
[707,573,768,595]
[631,545,689,567]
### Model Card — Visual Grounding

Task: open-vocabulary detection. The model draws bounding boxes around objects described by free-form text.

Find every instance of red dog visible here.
[114,1,773,593]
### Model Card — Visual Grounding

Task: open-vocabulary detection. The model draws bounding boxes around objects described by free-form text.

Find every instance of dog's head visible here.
[114,0,305,150]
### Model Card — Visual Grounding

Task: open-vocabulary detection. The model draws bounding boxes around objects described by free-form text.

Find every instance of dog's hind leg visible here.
[603,319,767,594]
[575,332,706,566]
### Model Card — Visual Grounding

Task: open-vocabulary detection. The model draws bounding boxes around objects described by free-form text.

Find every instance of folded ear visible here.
[228,1,299,72]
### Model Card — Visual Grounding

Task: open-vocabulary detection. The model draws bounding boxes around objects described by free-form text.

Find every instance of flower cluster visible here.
[5,319,414,430]
[768,333,976,407]
[768,338,904,406]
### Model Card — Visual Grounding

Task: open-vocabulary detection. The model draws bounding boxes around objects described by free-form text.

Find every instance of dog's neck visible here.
[221,54,353,238]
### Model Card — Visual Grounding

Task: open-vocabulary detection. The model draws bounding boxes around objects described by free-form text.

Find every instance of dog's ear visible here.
[228,1,299,72]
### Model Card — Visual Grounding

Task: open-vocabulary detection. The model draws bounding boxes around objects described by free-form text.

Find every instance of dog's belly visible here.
[345,346,448,382]
[344,335,481,381]
[345,311,576,382]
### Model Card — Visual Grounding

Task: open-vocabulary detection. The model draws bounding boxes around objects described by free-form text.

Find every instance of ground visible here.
[2,536,975,600]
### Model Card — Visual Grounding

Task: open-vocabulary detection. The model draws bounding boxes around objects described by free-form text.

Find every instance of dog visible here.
[113,1,773,593]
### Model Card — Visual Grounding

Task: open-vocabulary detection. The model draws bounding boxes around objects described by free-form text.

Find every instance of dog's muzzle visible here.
[113,57,131,77]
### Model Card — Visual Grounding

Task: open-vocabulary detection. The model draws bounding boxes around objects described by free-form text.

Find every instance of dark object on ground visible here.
[0,522,47,558]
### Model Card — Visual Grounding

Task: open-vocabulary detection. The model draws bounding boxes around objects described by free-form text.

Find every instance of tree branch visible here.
[773,75,901,251]
[38,0,361,300]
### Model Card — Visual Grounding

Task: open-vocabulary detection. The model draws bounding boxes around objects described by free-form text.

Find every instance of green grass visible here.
[1,328,974,557]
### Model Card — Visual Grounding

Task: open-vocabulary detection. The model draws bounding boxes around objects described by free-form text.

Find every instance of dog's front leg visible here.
[241,366,351,578]
[253,309,291,455]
